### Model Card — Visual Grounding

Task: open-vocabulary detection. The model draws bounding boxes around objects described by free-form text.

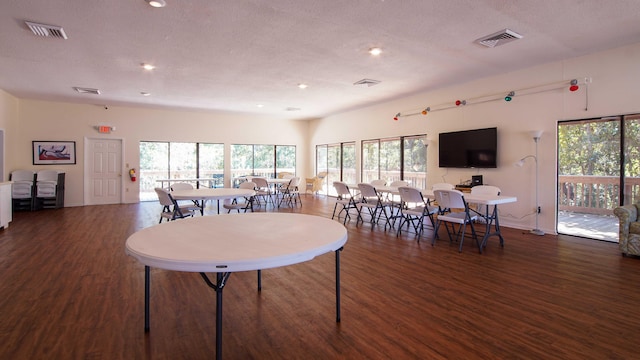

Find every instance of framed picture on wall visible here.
[32,141,76,165]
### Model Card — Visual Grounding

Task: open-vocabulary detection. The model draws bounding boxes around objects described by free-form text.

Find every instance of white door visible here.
[86,138,122,205]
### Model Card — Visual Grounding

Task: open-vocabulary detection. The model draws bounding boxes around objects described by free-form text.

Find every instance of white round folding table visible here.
[125,213,348,360]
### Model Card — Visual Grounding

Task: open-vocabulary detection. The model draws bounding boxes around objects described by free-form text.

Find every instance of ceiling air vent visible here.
[475,29,522,48]
[73,87,101,95]
[354,79,381,87]
[25,21,68,39]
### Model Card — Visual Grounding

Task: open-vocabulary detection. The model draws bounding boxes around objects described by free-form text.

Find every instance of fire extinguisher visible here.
[129,168,137,182]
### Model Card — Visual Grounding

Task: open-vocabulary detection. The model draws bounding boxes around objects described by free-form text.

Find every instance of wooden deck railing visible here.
[139,169,296,200]
[558,175,640,215]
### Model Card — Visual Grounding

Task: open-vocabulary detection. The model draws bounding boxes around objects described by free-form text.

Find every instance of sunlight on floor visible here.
[557,211,618,242]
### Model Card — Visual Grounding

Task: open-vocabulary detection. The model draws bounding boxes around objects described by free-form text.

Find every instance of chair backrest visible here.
[154,187,174,206]
[289,177,301,188]
[171,182,194,191]
[471,185,501,196]
[11,171,34,198]
[333,181,352,197]
[10,170,34,182]
[433,189,467,209]
[390,180,409,187]
[317,171,328,179]
[252,177,268,188]
[239,181,256,190]
[398,186,424,204]
[432,183,454,191]
[357,183,379,199]
[370,179,386,187]
[36,170,58,183]
[35,170,59,197]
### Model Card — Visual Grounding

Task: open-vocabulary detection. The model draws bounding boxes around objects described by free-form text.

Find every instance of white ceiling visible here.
[2,0,640,120]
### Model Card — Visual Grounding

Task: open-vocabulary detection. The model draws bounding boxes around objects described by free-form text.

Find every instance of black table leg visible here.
[336,247,343,323]
[257,269,262,291]
[480,205,505,249]
[144,265,150,332]
[215,272,223,360]
[199,272,231,360]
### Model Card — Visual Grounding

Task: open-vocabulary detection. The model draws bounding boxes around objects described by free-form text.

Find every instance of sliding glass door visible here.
[361,135,427,187]
[557,115,640,241]
[316,142,355,196]
[326,144,342,197]
[230,144,297,186]
[139,141,224,201]
[622,115,640,206]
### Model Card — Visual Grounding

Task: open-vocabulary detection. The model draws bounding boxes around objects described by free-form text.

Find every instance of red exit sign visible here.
[98,126,112,134]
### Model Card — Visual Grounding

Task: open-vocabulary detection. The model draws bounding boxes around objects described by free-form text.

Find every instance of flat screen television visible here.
[438,127,497,168]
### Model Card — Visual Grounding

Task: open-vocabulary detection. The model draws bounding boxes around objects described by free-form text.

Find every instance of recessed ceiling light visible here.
[140,92,151,96]
[256,104,264,108]
[145,0,166,8]
[298,83,308,89]
[141,63,155,70]
[369,47,382,56]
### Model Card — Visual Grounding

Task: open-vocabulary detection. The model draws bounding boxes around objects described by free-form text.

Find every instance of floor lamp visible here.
[515,130,544,236]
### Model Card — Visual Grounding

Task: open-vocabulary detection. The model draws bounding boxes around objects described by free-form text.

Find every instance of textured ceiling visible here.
[1,0,640,120]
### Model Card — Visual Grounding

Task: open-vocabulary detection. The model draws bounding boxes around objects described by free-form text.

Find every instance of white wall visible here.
[0,90,19,181]
[9,101,309,206]
[309,42,640,234]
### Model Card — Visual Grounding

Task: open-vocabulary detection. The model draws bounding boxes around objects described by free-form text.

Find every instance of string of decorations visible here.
[393,78,588,121]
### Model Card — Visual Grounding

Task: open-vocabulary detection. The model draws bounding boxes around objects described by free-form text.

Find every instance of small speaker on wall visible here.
[471,175,483,186]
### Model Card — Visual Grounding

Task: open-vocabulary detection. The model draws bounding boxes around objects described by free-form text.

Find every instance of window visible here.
[361,140,379,184]
[254,145,275,177]
[139,141,223,201]
[276,145,296,175]
[230,144,253,184]
[230,144,296,186]
[316,145,329,193]
[199,143,225,187]
[140,142,169,201]
[403,135,428,189]
[169,142,197,179]
[315,142,355,196]
[380,138,401,183]
[342,143,356,185]
[362,134,427,187]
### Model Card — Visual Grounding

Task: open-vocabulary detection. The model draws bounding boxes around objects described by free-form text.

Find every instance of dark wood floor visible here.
[1,195,638,359]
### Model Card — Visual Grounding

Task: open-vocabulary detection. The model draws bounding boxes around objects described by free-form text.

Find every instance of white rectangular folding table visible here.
[170,187,255,214]
[373,186,517,250]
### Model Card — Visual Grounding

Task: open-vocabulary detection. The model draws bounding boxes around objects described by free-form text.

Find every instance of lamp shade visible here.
[530,130,543,140]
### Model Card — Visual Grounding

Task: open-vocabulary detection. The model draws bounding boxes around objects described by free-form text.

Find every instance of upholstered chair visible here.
[613,203,640,256]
